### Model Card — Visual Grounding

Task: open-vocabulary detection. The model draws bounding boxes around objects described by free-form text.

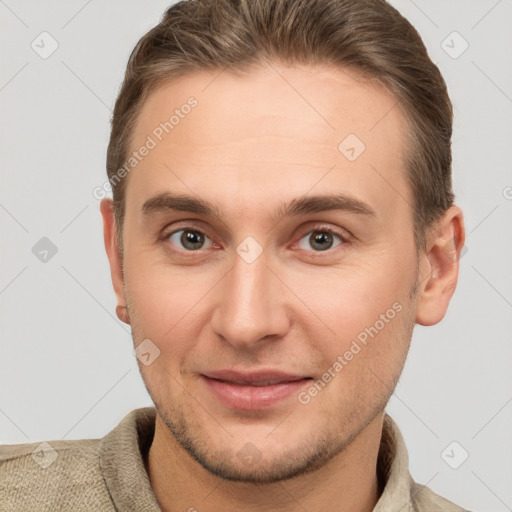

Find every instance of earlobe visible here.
[100,198,131,325]
[116,305,130,324]
[415,205,465,326]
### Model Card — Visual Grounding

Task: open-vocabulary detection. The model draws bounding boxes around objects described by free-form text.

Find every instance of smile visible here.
[200,370,313,410]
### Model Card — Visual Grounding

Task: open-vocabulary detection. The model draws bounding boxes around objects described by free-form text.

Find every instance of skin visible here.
[100,62,465,512]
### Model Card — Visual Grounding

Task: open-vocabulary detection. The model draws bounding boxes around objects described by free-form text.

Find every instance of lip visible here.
[200,370,312,410]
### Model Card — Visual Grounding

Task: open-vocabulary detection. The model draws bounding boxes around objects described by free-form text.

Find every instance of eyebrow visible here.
[141,192,376,221]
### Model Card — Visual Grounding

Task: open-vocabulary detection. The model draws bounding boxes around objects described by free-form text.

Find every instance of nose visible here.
[210,247,291,350]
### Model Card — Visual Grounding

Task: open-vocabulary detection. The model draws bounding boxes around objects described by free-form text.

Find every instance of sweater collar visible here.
[100,407,413,511]
[100,407,161,511]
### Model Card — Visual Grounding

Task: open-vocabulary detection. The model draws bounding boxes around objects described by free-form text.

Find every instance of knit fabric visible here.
[0,408,468,511]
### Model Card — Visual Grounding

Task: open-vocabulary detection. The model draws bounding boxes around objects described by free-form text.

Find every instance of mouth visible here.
[200,370,313,410]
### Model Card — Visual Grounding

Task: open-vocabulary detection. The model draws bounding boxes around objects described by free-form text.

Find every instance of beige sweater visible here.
[0,407,469,511]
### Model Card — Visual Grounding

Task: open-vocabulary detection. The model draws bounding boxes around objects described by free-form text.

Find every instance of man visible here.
[0,0,469,510]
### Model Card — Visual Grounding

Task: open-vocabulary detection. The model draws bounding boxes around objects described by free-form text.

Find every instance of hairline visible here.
[114,60,428,256]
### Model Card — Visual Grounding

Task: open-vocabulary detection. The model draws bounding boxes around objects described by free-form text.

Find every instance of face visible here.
[114,63,422,482]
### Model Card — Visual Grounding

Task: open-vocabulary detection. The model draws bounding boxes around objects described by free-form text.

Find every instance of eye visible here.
[167,228,214,251]
[296,228,344,252]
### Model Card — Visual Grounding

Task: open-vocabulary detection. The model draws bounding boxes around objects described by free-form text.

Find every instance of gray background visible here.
[1,0,511,510]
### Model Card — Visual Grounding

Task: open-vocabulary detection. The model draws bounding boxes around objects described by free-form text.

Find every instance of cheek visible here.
[124,255,225,362]
[293,259,414,370]
[303,263,407,327]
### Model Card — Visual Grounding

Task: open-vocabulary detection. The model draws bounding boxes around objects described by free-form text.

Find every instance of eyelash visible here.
[162,223,349,256]
[295,224,347,253]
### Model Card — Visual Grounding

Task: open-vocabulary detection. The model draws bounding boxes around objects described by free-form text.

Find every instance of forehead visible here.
[126,63,412,224]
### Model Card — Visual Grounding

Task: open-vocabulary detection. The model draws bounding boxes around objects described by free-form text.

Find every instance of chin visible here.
[180,439,339,484]
[156,400,356,484]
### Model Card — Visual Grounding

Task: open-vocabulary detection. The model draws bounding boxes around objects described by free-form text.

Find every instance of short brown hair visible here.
[107,0,454,255]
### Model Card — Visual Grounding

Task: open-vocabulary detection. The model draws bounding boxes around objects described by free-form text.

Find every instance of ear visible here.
[415,205,465,326]
[100,198,130,325]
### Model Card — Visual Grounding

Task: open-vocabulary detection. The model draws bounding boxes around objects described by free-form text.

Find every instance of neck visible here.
[146,413,385,512]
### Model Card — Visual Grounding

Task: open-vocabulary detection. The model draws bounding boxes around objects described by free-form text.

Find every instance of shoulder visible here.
[410,480,470,511]
[378,414,470,512]
[0,437,115,511]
